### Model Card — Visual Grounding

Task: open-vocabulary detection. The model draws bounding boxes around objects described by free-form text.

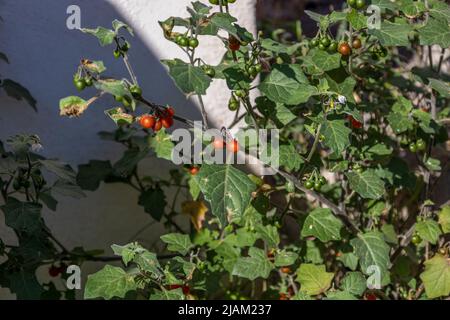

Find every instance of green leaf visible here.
[438,205,450,233]
[325,290,357,300]
[401,0,426,18]
[222,66,251,90]
[111,243,138,266]
[304,240,324,264]
[188,176,201,201]
[274,251,299,267]
[105,107,134,126]
[232,247,273,280]
[429,0,450,23]
[381,224,398,245]
[82,59,106,74]
[162,59,212,95]
[428,78,450,98]
[7,270,44,300]
[415,219,442,244]
[149,129,174,161]
[296,264,334,296]
[80,26,116,46]
[369,19,414,46]
[77,160,112,191]
[419,18,450,48]
[260,38,300,55]
[94,79,129,97]
[214,242,241,273]
[346,169,385,199]
[1,198,43,233]
[301,208,343,242]
[150,288,185,300]
[341,272,367,296]
[350,231,390,277]
[387,112,413,134]
[192,1,211,15]
[302,49,341,75]
[337,252,359,271]
[371,0,399,12]
[256,224,280,248]
[210,13,253,43]
[259,64,317,105]
[347,9,367,30]
[195,164,256,227]
[1,79,37,111]
[419,254,450,299]
[112,19,134,36]
[160,233,193,255]
[255,97,297,128]
[278,142,304,172]
[138,187,167,221]
[84,265,137,300]
[321,119,352,154]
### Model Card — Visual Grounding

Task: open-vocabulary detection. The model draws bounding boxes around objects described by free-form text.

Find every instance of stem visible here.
[428,46,433,71]
[197,94,209,130]
[275,169,360,234]
[123,54,138,85]
[437,48,445,73]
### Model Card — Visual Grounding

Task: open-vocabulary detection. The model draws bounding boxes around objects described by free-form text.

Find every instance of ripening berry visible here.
[227,139,239,154]
[338,42,352,56]
[140,115,156,129]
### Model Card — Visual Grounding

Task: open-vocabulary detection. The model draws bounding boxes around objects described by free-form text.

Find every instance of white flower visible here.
[337,95,347,104]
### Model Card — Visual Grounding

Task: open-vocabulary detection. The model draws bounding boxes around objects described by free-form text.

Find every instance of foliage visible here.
[3,0,450,300]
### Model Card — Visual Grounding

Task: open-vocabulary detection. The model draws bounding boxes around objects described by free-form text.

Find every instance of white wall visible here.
[0,0,256,299]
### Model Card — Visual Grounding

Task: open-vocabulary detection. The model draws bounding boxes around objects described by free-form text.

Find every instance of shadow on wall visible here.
[0,0,202,298]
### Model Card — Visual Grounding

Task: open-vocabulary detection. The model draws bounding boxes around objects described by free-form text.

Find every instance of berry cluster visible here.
[347,0,366,9]
[139,107,175,131]
[113,40,130,59]
[304,175,327,192]
[212,137,239,154]
[175,35,199,49]
[408,138,426,153]
[73,75,94,91]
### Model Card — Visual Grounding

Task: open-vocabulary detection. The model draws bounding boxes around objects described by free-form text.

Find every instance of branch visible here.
[275,169,361,234]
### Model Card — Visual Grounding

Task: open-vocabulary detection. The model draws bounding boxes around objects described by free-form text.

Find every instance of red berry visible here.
[154,120,163,132]
[49,266,61,277]
[182,285,190,295]
[166,107,175,117]
[348,115,362,129]
[227,139,239,154]
[279,293,288,300]
[338,42,352,56]
[229,36,241,51]
[140,115,156,129]
[213,138,225,149]
[281,267,291,274]
[161,117,174,129]
[229,42,240,51]
[189,167,200,175]
[366,293,377,300]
